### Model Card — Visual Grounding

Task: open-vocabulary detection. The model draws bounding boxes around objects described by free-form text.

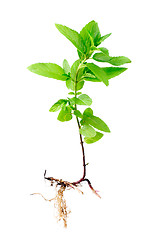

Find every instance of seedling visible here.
[28,20,131,227]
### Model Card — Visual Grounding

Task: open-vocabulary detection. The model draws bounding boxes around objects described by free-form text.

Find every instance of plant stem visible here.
[72,60,86,185]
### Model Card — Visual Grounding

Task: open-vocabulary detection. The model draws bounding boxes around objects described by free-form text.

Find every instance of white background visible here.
[0,0,161,239]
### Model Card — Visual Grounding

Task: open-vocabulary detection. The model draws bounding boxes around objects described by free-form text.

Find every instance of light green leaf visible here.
[78,94,92,106]
[63,59,71,74]
[84,131,104,144]
[84,115,110,132]
[57,106,72,122]
[107,56,131,66]
[27,63,67,80]
[76,92,82,95]
[86,63,110,86]
[49,99,67,112]
[66,78,74,90]
[96,33,112,45]
[68,92,75,95]
[83,108,93,116]
[93,47,111,62]
[81,20,101,47]
[102,67,127,80]
[55,24,86,54]
[79,125,96,138]
[76,80,84,91]
[71,59,81,80]
[74,110,83,118]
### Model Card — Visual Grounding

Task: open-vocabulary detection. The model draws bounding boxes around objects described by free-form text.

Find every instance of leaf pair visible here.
[75,107,110,143]
[49,99,72,122]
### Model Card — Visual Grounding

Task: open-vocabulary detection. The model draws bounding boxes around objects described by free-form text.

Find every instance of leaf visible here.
[78,94,92,106]
[71,59,81,80]
[76,80,84,91]
[63,59,71,74]
[27,63,67,80]
[93,48,131,66]
[93,47,111,62]
[57,106,72,122]
[74,110,83,118]
[70,95,91,106]
[84,131,103,144]
[83,108,93,116]
[96,33,112,45]
[102,67,127,80]
[84,115,110,132]
[81,20,101,46]
[107,56,131,66]
[86,63,110,86]
[55,24,86,54]
[49,99,67,112]
[68,92,75,95]
[66,78,74,91]
[79,125,96,138]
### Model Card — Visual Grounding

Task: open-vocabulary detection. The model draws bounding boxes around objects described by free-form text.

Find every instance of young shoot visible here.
[28,20,131,227]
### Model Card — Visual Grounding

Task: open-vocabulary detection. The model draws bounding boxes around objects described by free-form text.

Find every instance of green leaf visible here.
[55,24,86,54]
[86,63,110,86]
[96,33,112,45]
[78,94,92,106]
[49,99,67,112]
[83,107,93,116]
[68,92,75,95]
[106,56,131,66]
[81,20,101,47]
[57,106,72,122]
[102,67,127,80]
[71,59,81,80]
[27,63,67,80]
[93,47,111,62]
[76,80,84,91]
[76,92,82,95]
[84,131,104,144]
[63,59,71,74]
[84,115,110,132]
[79,124,96,138]
[66,78,74,91]
[74,110,83,118]
[70,95,91,106]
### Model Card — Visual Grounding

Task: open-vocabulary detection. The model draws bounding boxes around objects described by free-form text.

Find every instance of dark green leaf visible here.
[107,56,131,66]
[27,63,67,80]
[86,63,110,86]
[84,131,104,144]
[55,24,86,54]
[79,124,96,138]
[57,106,72,122]
[84,115,110,132]
[63,59,71,74]
[74,110,83,118]
[78,94,92,106]
[49,99,67,112]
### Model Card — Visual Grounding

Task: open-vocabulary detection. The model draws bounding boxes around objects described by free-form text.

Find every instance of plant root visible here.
[31,170,101,228]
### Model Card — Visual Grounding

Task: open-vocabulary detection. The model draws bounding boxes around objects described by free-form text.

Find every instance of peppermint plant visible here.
[28,20,131,227]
